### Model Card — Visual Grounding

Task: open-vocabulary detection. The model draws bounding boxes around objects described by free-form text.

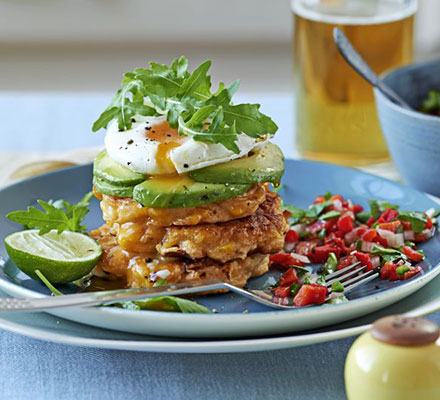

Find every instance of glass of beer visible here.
[292,0,417,166]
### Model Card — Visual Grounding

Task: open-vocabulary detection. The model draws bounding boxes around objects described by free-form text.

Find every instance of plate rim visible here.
[0,290,439,353]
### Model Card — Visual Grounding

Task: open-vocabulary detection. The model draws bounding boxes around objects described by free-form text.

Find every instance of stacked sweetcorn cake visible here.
[91,141,288,289]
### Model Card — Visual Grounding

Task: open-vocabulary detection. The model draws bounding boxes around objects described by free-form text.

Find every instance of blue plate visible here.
[0,159,439,338]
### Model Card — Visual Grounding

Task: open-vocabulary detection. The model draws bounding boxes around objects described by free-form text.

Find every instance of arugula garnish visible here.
[92,56,278,153]
[116,296,211,313]
[6,192,93,235]
[398,211,427,233]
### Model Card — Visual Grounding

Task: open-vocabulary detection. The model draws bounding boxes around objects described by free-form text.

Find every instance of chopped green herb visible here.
[369,200,398,220]
[326,295,349,305]
[398,211,427,233]
[306,201,332,218]
[432,208,440,218]
[290,283,300,297]
[153,278,168,287]
[320,210,341,220]
[324,191,332,201]
[316,274,326,286]
[292,265,309,277]
[356,239,362,251]
[420,90,440,116]
[300,231,312,239]
[396,265,410,275]
[331,281,344,293]
[324,252,338,274]
[371,245,402,256]
[404,241,416,248]
[318,228,326,239]
[304,276,312,284]
[355,211,371,224]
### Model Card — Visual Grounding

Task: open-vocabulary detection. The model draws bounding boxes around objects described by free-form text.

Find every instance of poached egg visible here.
[105,115,263,175]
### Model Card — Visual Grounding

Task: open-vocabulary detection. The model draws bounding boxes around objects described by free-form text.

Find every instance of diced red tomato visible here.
[279,268,298,287]
[285,229,299,243]
[354,251,374,271]
[380,262,397,280]
[314,195,326,204]
[380,262,421,281]
[374,235,389,247]
[293,284,328,307]
[377,208,399,223]
[352,204,364,214]
[325,237,350,254]
[274,286,291,298]
[426,216,433,230]
[330,194,343,202]
[337,255,357,271]
[363,229,378,242]
[324,217,338,232]
[401,266,422,280]
[270,253,304,268]
[309,244,342,263]
[414,230,433,242]
[401,220,412,230]
[402,246,424,263]
[337,215,354,233]
[378,220,401,233]
[366,217,374,227]
[305,220,326,234]
[295,240,319,257]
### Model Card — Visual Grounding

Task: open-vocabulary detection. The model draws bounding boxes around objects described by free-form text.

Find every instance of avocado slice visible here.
[133,175,251,208]
[93,176,134,198]
[93,151,146,187]
[189,143,284,184]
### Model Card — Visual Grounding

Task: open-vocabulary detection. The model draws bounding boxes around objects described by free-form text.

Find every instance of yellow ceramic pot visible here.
[345,315,440,400]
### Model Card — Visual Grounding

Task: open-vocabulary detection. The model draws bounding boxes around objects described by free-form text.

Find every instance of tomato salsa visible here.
[270,191,437,307]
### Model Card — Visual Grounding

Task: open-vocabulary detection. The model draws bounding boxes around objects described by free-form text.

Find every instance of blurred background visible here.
[1,0,440,93]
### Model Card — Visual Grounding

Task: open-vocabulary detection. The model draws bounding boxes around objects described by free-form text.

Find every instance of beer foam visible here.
[291,0,417,25]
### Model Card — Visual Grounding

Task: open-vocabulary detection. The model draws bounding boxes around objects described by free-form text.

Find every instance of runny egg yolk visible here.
[146,121,184,174]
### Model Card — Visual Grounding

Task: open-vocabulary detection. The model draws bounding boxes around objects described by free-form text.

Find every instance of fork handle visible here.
[0,280,229,312]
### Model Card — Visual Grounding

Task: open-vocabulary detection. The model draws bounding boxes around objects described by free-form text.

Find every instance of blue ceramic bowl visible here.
[374,59,440,196]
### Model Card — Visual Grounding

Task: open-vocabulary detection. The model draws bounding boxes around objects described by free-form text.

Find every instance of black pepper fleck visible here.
[146,126,152,131]
[127,139,134,145]
[131,118,136,123]
[183,163,189,168]
[201,194,209,201]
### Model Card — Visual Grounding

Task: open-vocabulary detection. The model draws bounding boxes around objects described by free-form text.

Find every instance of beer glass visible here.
[292,0,416,166]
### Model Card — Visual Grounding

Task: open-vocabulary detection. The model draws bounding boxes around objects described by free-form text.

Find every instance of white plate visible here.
[0,273,440,353]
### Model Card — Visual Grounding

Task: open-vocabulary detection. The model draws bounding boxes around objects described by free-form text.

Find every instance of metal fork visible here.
[0,261,378,311]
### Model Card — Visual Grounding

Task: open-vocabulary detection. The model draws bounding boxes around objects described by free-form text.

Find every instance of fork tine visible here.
[325,261,360,281]
[326,265,367,287]
[326,270,379,301]
[339,269,376,289]
[343,271,379,294]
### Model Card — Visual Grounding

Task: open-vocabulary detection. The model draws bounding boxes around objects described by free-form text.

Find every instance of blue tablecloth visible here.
[1,92,439,400]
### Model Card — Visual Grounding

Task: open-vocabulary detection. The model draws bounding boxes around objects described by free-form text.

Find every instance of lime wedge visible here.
[4,230,102,283]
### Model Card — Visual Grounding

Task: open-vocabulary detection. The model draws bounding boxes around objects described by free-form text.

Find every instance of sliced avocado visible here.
[93,176,134,198]
[189,143,284,184]
[133,175,251,208]
[93,151,146,187]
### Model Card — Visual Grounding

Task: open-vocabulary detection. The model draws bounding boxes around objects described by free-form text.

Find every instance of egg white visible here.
[105,115,263,175]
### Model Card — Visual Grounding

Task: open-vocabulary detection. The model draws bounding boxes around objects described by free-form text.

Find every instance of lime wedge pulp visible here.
[4,230,102,284]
